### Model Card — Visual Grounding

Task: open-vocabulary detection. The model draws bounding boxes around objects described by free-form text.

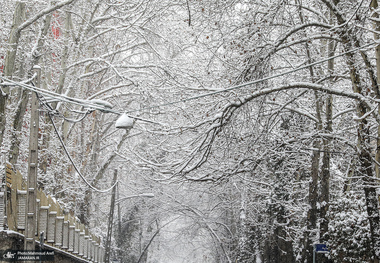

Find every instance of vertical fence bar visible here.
[0,191,4,230]
[74,225,80,254]
[39,206,49,239]
[16,190,27,231]
[47,195,57,244]
[55,215,64,247]
[95,242,99,263]
[38,188,49,240]
[92,240,97,262]
[62,215,69,250]
[84,234,89,259]
[47,210,57,243]
[79,224,85,256]
[100,246,105,263]
[88,237,93,261]
[68,223,75,252]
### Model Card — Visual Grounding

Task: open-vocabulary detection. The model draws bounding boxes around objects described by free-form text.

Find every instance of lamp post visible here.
[12,64,136,253]
[104,172,154,263]
[104,111,139,263]
[104,170,118,263]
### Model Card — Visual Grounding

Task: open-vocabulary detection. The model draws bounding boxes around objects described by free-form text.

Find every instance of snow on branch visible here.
[176,81,377,177]
[17,0,77,33]
[273,22,333,51]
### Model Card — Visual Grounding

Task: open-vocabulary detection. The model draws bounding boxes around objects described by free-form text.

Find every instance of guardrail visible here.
[1,163,104,262]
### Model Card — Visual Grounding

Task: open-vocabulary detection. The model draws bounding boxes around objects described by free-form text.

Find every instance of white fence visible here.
[1,163,104,263]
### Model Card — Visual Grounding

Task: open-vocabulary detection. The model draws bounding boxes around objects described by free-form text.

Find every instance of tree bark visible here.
[320,25,334,243]
[0,1,25,147]
[305,98,321,263]
[321,1,380,259]
[371,0,380,179]
[347,33,380,263]
[9,12,52,166]
[298,2,322,257]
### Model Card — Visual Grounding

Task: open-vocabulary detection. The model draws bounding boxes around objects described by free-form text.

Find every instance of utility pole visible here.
[25,66,40,251]
[117,182,122,263]
[105,169,118,263]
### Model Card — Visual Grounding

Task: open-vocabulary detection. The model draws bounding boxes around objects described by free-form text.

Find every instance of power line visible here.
[0,77,160,124]
[38,93,94,123]
[0,40,376,191]
[47,108,117,193]
[3,78,117,192]
[0,77,117,113]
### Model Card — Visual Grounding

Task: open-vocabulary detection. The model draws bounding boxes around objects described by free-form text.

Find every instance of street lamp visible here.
[86,101,143,263]
[8,65,137,253]
[115,113,134,130]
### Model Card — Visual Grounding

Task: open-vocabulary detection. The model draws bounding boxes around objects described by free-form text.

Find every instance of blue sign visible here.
[315,244,329,253]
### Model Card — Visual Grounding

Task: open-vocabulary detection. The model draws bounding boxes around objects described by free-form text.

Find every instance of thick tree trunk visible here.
[371,0,380,179]
[304,93,322,263]
[8,89,29,165]
[370,5,380,259]
[348,43,380,263]
[322,1,380,259]
[0,1,25,147]
[319,100,332,262]
[9,12,52,166]
[349,52,380,262]
[299,7,323,256]
[320,33,334,243]
[360,104,380,259]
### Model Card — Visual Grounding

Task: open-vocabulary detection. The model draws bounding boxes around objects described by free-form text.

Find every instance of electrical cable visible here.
[0,77,160,124]
[25,84,117,192]
[1,40,377,192]
[38,92,93,123]
[0,77,115,113]
[47,105,117,193]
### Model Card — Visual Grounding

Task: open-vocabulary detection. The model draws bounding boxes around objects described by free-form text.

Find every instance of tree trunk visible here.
[0,1,25,147]
[348,48,380,263]
[9,12,52,166]
[299,6,323,256]
[320,29,334,243]
[304,92,322,263]
[347,39,380,263]
[8,89,29,165]
[370,0,380,179]
[319,96,332,245]
[322,1,380,259]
